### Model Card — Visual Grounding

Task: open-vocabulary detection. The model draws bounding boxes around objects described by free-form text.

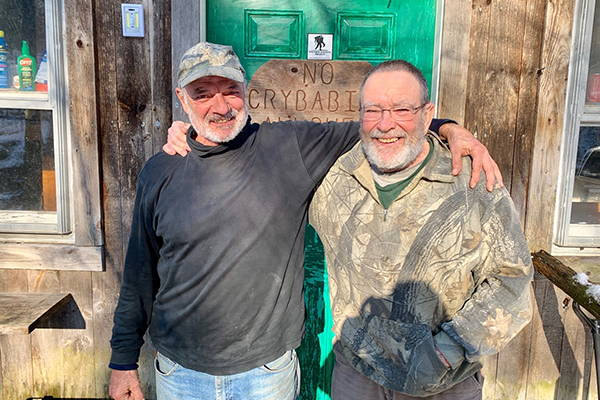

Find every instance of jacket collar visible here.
[338,132,455,202]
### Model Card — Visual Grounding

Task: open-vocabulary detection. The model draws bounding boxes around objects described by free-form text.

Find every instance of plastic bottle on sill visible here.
[35,50,48,91]
[18,40,36,91]
[0,31,9,89]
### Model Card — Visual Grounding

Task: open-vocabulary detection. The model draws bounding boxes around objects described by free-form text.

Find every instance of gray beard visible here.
[186,97,248,144]
[361,135,424,173]
[360,115,427,173]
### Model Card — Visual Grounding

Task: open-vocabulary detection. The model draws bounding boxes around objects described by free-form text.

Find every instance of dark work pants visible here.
[331,348,483,400]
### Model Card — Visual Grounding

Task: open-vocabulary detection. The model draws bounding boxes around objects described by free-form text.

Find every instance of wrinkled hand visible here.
[109,370,145,400]
[440,123,503,191]
[163,120,191,156]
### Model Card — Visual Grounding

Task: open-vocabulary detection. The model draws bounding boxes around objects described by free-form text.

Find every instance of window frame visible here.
[553,0,600,252]
[0,0,71,236]
[0,0,103,270]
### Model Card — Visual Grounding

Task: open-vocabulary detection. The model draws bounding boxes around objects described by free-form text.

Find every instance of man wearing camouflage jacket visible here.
[309,60,533,399]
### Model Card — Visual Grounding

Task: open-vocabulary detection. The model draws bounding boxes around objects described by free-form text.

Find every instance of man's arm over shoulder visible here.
[292,118,455,183]
[290,120,359,183]
[433,186,533,368]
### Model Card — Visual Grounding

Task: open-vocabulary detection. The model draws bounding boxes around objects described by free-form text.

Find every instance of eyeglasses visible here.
[360,103,429,122]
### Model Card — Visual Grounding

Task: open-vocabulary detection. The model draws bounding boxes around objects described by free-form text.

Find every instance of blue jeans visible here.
[155,350,300,400]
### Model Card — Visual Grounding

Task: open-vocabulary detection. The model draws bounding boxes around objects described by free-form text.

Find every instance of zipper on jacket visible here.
[383,208,387,222]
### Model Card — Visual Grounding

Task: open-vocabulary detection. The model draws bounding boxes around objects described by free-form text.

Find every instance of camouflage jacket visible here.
[309,134,533,396]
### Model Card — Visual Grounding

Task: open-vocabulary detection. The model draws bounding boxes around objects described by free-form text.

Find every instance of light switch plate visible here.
[122,4,144,37]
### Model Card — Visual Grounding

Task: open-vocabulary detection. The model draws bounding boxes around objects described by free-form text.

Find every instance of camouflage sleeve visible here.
[433,186,533,367]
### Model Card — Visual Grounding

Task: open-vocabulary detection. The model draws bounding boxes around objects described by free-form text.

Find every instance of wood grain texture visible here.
[0,333,32,399]
[247,60,373,123]
[464,0,492,149]
[525,0,575,252]
[0,244,102,271]
[555,298,593,399]
[65,0,103,246]
[171,0,202,122]
[0,292,70,335]
[93,0,124,396]
[58,271,96,398]
[525,276,564,400]
[115,0,153,241]
[0,270,30,399]
[533,250,600,318]
[93,0,172,396]
[28,271,64,398]
[509,0,547,224]
[465,0,523,193]
[437,0,472,125]
[151,0,173,155]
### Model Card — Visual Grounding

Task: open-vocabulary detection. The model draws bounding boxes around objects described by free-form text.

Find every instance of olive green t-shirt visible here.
[374,136,434,209]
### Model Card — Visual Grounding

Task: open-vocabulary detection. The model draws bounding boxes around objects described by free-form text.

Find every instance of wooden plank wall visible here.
[439,0,597,399]
[95,0,172,397]
[0,0,172,398]
[0,0,596,398]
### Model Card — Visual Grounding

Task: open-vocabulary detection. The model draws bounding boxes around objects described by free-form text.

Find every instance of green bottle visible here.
[18,40,36,91]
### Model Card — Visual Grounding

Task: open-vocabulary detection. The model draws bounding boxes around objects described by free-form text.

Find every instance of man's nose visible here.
[211,93,230,115]
[377,109,395,132]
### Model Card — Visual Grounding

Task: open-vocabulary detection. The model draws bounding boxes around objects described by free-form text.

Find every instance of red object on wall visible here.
[587,73,600,103]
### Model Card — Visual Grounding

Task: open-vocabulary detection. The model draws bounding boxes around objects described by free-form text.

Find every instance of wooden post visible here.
[532,250,600,319]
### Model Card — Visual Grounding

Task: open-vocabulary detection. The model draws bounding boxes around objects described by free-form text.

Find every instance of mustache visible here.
[205,108,239,123]
[367,128,408,139]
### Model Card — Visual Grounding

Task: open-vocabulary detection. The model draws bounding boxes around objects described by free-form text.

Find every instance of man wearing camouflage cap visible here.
[108,42,500,400]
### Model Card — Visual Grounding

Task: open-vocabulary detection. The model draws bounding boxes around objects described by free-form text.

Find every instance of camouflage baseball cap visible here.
[178,42,246,88]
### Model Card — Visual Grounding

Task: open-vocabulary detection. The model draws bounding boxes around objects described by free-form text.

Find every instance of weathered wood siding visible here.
[0,0,596,399]
[0,0,171,398]
[439,0,597,399]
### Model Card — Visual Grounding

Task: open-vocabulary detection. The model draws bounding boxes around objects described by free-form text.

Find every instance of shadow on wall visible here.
[534,273,595,400]
[35,294,86,330]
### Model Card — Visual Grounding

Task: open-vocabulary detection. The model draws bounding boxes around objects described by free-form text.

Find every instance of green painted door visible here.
[207,0,437,86]
[206,2,437,399]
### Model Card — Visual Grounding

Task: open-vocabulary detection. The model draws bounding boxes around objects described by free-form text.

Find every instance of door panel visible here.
[205,2,437,399]
[207,0,436,84]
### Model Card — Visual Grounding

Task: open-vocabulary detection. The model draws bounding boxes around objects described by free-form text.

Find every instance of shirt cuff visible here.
[109,362,139,371]
[429,119,457,136]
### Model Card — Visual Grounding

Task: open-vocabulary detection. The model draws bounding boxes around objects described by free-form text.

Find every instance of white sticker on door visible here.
[307,34,333,60]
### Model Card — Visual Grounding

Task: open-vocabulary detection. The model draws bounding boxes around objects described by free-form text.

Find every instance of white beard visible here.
[360,114,427,173]
[186,98,248,144]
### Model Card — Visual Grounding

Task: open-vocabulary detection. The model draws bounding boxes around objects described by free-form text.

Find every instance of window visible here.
[554,0,600,251]
[0,0,70,235]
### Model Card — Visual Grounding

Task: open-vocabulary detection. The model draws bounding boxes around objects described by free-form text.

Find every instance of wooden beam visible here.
[532,250,600,319]
[0,244,102,271]
[171,0,203,122]
[524,0,575,252]
[0,292,71,335]
[65,0,103,246]
[438,0,472,125]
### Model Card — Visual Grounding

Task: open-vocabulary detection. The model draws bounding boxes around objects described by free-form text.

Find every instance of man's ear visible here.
[176,87,190,115]
[424,102,435,129]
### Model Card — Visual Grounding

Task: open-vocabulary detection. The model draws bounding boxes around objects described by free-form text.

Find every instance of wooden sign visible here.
[247,59,373,123]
